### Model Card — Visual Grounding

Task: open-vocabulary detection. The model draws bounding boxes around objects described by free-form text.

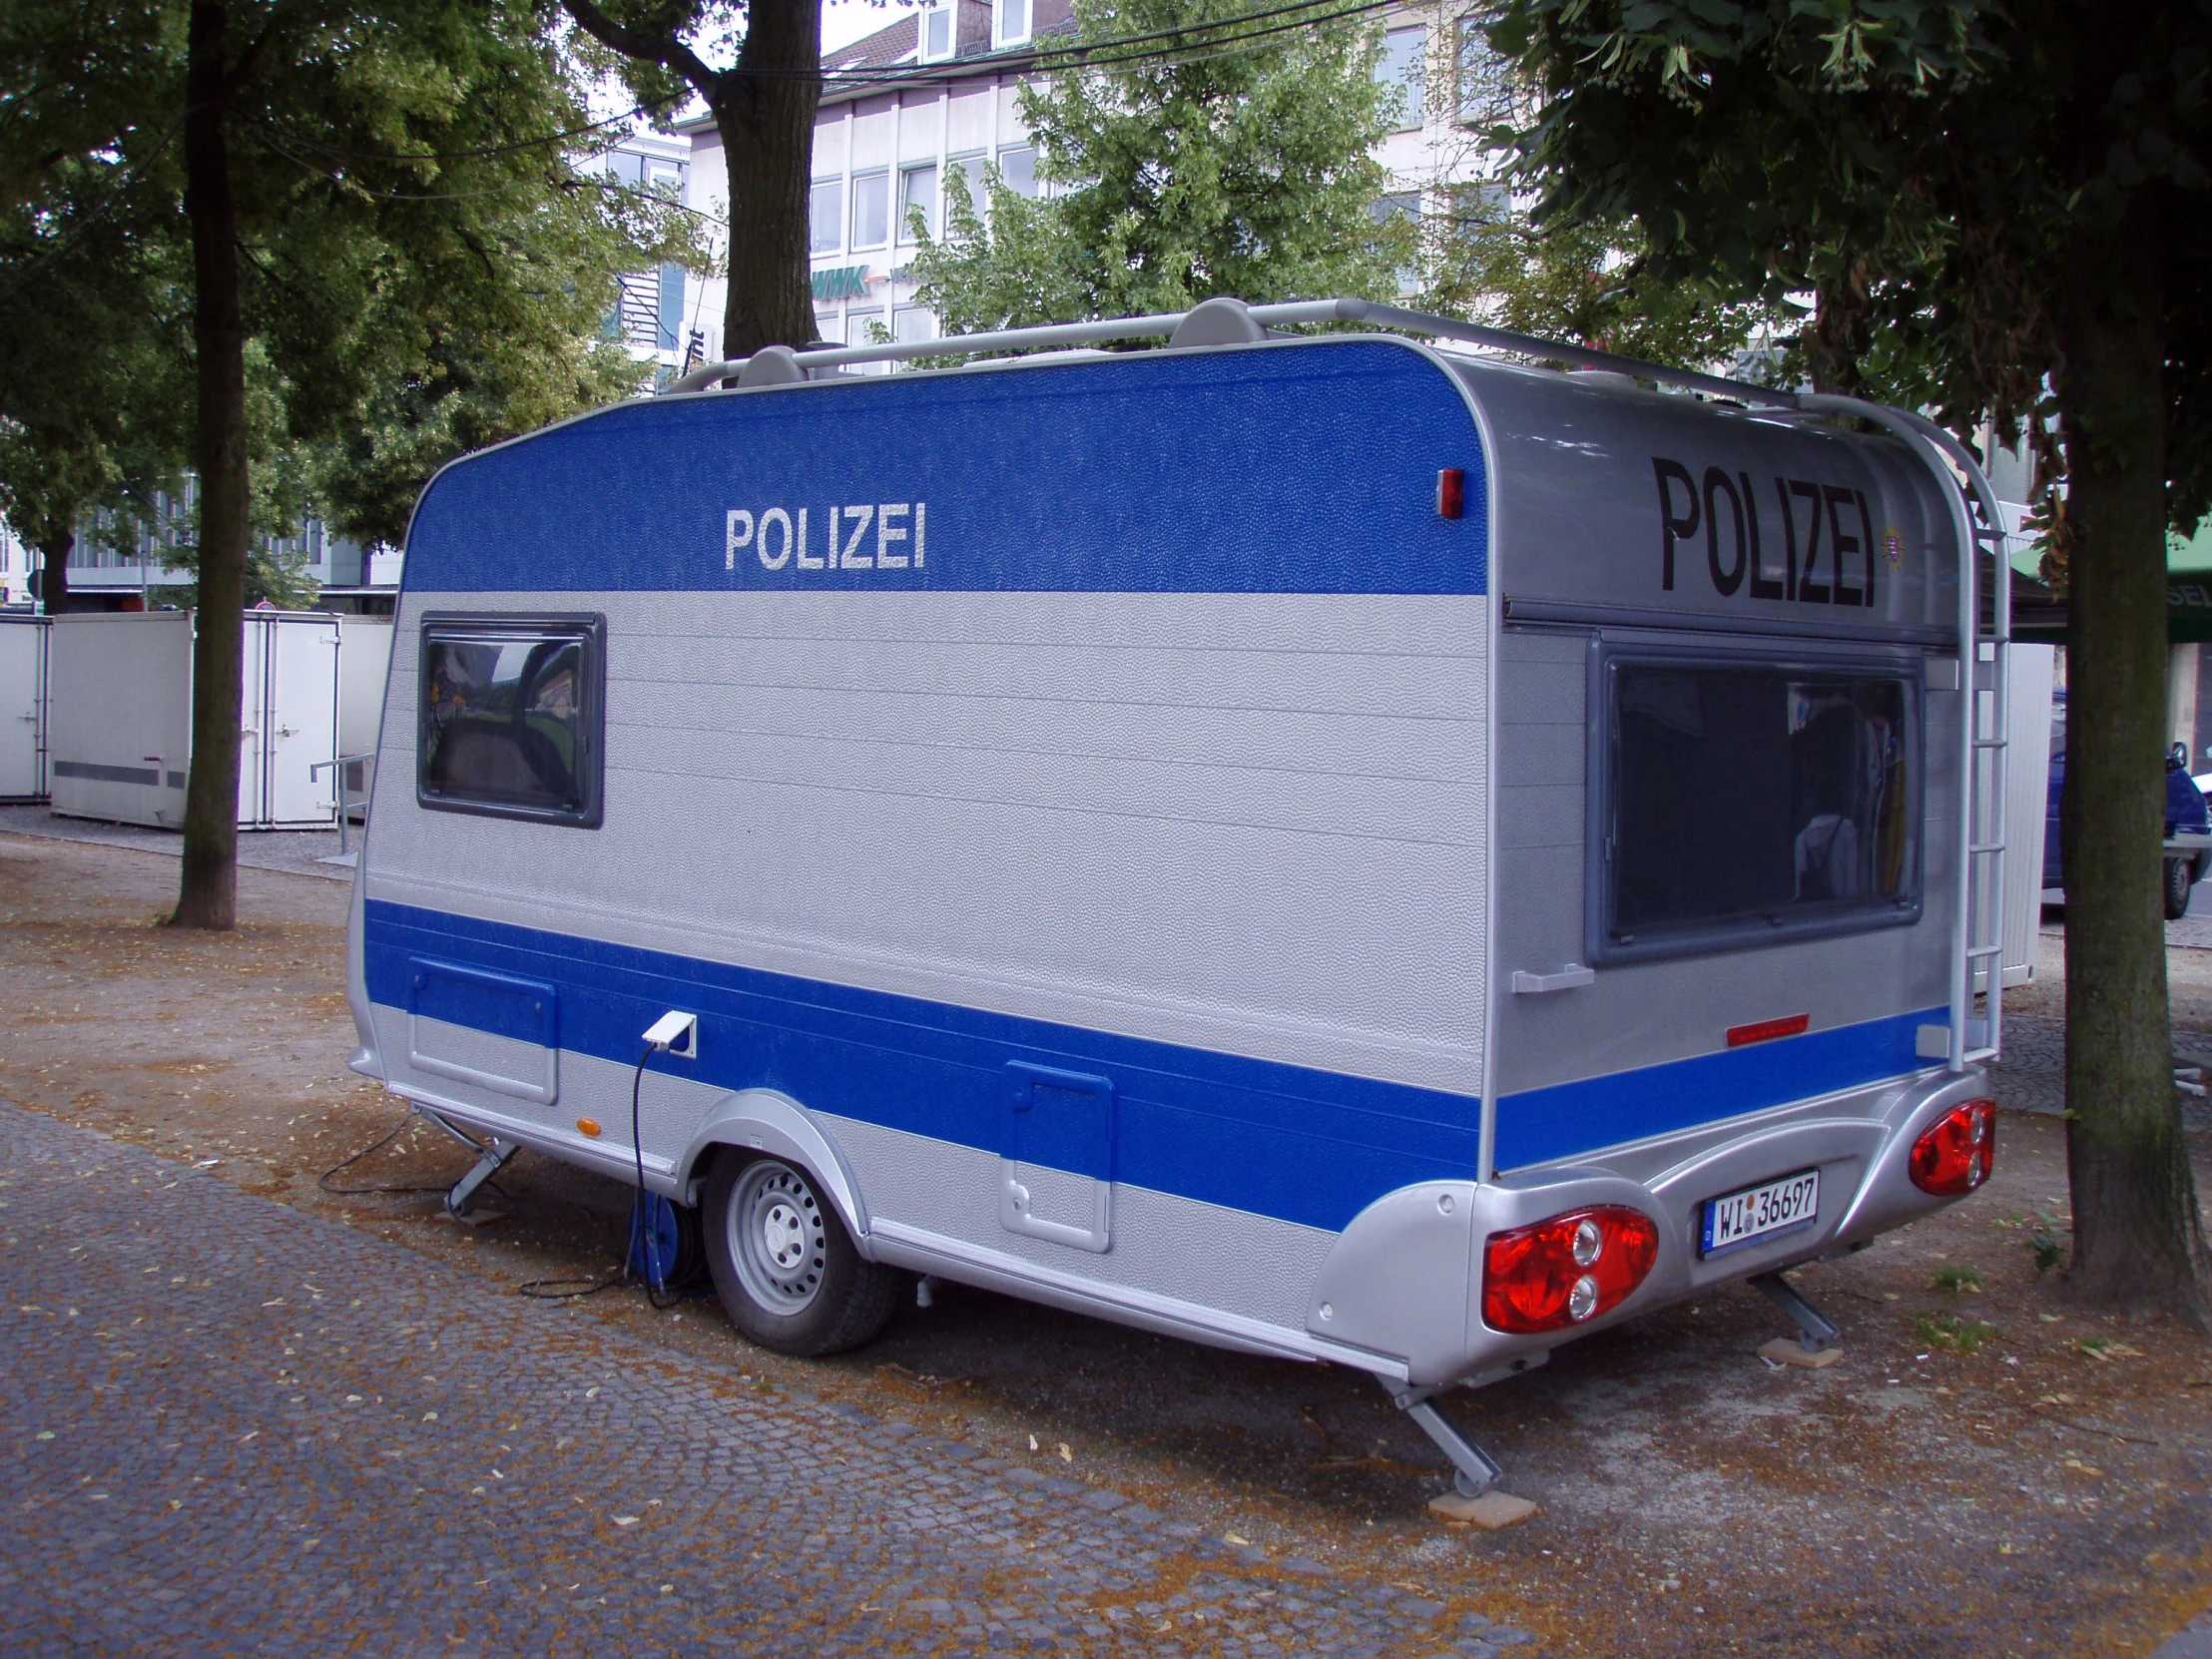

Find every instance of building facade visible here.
[677,0,1495,360]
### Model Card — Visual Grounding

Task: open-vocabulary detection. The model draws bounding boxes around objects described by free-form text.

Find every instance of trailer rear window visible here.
[1596,652,1920,959]
[417,615,604,828]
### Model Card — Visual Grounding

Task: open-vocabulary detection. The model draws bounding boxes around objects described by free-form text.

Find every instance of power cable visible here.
[319,1108,494,1197]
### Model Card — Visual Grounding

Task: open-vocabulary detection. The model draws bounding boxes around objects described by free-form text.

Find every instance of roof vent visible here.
[1168,296,1266,348]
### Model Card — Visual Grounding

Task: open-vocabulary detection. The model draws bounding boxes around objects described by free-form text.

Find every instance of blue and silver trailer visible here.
[345,297,2013,1497]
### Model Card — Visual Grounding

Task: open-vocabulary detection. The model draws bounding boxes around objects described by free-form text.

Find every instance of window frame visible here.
[898,162,938,241]
[995,144,1038,199]
[919,0,956,62]
[994,0,1031,48]
[1583,633,1926,965]
[849,168,890,250]
[1379,25,1426,132]
[809,177,843,254]
[416,612,607,830]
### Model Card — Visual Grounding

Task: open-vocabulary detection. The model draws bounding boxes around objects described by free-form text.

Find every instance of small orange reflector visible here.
[576,1118,602,1138]
[1727,1013,1810,1047]
[1436,467,1466,518]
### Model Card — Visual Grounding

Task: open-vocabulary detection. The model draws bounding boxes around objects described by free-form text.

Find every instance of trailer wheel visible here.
[2167,857,2194,920]
[704,1155,899,1356]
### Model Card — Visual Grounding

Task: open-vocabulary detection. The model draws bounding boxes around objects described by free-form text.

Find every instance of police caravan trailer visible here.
[345,295,2013,1498]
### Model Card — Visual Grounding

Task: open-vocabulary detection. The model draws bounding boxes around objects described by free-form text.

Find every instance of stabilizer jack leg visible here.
[445,1135,520,1220]
[1750,1270,1843,1366]
[1385,1381,1502,1498]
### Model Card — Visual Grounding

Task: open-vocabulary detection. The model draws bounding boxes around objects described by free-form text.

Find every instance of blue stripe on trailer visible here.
[402,340,1489,598]
[1492,1008,1944,1173]
[364,899,1484,1235]
[365,900,1945,1225]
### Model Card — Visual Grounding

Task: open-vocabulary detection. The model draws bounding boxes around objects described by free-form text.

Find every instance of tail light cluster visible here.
[1910,1098,1996,1195]
[1481,1205,1659,1334]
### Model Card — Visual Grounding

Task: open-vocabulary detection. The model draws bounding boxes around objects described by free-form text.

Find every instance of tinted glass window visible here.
[419,618,603,827]
[1603,659,1917,953]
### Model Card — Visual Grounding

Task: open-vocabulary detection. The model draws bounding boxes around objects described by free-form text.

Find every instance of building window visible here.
[417,614,606,829]
[1592,648,1921,962]
[1378,26,1425,132]
[899,163,938,240]
[920,0,956,61]
[845,308,887,369]
[893,306,937,344]
[1371,192,1421,295]
[850,170,890,249]
[810,179,843,254]
[814,309,842,344]
[656,263,686,352]
[996,145,1037,199]
[995,0,1030,48]
[1456,18,1513,128]
[946,152,989,206]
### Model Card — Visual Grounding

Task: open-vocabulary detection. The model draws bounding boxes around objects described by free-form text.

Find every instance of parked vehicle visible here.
[2043,690,2210,918]
[344,296,2011,1496]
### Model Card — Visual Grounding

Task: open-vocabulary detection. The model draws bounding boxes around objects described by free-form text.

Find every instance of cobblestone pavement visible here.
[0,1103,1538,1658]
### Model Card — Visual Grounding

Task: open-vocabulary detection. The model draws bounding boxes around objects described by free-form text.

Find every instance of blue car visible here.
[2045,702,2212,917]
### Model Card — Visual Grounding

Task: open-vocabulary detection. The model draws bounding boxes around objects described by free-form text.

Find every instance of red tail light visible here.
[1481,1206,1659,1335]
[1910,1099,1996,1196]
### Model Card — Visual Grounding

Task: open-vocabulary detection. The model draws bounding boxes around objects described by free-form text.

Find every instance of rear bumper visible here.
[1308,1066,1993,1386]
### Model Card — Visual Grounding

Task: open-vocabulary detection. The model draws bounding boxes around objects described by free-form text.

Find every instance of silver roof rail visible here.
[661,295,1807,408]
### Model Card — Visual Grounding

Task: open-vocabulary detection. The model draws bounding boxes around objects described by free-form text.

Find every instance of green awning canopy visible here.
[2009,523,2212,645]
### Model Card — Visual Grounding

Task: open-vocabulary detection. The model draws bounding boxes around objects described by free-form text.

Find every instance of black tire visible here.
[703,1154,899,1356]
[2166,857,2194,920]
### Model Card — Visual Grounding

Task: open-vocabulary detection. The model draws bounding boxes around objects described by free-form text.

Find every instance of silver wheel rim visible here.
[728,1159,827,1315]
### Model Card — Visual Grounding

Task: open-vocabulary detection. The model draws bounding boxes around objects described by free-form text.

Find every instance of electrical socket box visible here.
[643,1009,698,1057]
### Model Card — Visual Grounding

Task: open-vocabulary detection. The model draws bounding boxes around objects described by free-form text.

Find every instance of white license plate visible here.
[1700,1169,1820,1257]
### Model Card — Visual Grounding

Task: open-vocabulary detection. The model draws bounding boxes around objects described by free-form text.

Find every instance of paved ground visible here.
[0,803,351,883]
[0,1101,1535,1658]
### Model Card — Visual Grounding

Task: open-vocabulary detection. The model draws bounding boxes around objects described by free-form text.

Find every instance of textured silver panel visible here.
[401,1013,556,1106]
[823,1112,1336,1333]
[368,589,1491,1095]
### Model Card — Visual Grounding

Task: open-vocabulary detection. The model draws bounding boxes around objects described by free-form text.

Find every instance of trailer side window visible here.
[1596,651,1919,960]
[417,615,604,829]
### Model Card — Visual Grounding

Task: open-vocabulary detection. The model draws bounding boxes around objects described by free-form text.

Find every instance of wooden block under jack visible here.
[1760,1337,1843,1369]
[1427,1489,1540,1528]
[435,1207,506,1229]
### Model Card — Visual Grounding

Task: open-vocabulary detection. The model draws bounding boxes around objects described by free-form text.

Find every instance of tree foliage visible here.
[909,0,1401,331]
[1485,0,2212,1319]
[563,0,824,358]
[1417,187,1793,375]
[0,0,697,925]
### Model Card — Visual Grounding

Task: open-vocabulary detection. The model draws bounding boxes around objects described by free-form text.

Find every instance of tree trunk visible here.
[715,0,824,358]
[175,0,248,931]
[36,529,72,615]
[2057,189,2210,1324]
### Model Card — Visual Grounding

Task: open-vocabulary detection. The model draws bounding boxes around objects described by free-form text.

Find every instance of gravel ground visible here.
[0,829,2208,1656]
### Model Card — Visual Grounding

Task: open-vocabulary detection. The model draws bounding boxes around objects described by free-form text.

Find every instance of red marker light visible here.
[1910,1098,1996,1195]
[1481,1206,1659,1334]
[1436,467,1465,518]
[1727,1013,1811,1047]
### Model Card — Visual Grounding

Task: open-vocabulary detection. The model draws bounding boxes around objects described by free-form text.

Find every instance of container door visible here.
[237,613,270,827]
[265,614,339,827]
[1987,643,2054,990]
[0,621,46,800]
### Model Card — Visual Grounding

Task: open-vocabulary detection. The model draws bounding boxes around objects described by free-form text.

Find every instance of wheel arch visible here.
[676,1089,873,1253]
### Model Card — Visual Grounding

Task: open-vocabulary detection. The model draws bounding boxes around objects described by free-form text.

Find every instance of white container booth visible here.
[0,613,50,802]
[48,610,383,830]
[345,298,2011,1496]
